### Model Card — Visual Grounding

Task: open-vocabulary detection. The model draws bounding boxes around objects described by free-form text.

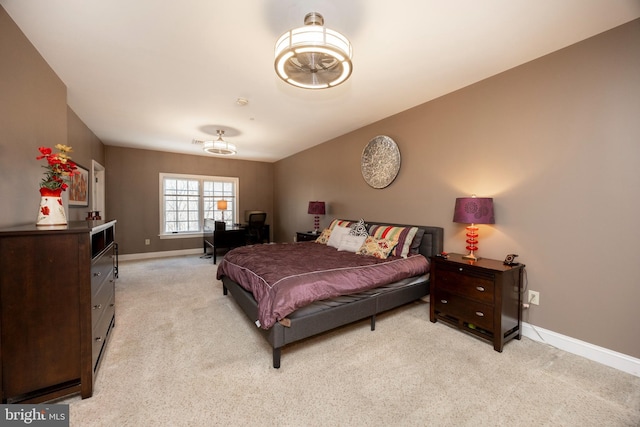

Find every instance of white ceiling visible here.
[3,0,639,162]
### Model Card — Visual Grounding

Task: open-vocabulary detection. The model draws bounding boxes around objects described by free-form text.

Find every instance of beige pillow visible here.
[314,228,331,244]
[327,225,351,249]
[337,234,367,253]
[357,236,398,259]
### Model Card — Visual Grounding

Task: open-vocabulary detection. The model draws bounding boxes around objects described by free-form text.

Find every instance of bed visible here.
[216,220,444,368]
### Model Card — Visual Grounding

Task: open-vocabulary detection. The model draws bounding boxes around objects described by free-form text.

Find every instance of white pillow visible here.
[327,225,351,249]
[337,234,367,253]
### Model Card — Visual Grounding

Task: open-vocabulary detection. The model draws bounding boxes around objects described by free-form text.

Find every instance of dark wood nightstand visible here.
[429,253,525,352]
[296,231,320,242]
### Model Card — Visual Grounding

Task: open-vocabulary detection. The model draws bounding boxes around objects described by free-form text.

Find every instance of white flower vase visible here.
[36,188,67,226]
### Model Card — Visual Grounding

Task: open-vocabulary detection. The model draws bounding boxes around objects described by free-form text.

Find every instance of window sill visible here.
[159,232,205,240]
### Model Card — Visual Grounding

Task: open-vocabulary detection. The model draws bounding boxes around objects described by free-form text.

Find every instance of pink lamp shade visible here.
[453,197,495,225]
[308,201,326,233]
[307,201,326,215]
[453,197,494,261]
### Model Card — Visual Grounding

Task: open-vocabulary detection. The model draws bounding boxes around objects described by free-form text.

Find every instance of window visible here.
[160,173,238,238]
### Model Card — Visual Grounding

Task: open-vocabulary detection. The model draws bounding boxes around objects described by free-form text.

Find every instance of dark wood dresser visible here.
[430,253,524,352]
[0,220,117,403]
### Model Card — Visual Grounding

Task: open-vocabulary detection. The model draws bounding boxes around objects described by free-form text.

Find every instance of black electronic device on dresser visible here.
[430,253,525,352]
[0,220,117,403]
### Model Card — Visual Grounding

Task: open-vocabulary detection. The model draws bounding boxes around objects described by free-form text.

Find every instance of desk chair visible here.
[246,212,267,245]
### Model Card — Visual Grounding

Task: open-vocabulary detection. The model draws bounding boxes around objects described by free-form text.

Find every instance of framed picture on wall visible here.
[69,163,89,207]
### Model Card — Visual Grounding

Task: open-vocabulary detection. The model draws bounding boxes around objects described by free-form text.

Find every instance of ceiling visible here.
[3,1,639,162]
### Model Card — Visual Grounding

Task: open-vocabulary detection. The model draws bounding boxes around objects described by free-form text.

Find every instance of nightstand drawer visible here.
[436,268,495,304]
[433,289,494,331]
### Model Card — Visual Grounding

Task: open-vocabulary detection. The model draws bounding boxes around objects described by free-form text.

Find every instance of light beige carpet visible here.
[61,255,640,426]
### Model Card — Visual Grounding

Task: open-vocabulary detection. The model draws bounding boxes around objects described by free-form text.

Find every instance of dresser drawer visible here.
[92,291,115,370]
[92,270,114,330]
[436,268,495,304]
[91,253,113,291]
[433,289,494,331]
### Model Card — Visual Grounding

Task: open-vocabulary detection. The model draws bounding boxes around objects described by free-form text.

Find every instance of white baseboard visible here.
[522,322,640,378]
[118,248,204,261]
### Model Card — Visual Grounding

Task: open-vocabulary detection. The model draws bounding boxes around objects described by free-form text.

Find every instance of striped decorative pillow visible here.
[368,225,419,258]
[328,219,353,230]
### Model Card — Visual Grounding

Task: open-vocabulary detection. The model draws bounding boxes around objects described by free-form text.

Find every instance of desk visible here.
[203,219,270,263]
[203,220,247,264]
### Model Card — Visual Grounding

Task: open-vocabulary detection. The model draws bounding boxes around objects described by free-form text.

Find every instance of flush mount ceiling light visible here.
[275,12,353,89]
[202,130,236,156]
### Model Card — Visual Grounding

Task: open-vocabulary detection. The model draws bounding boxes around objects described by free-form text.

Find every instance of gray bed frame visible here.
[221,223,444,368]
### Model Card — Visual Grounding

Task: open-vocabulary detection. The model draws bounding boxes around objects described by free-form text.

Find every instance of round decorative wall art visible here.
[361,135,401,189]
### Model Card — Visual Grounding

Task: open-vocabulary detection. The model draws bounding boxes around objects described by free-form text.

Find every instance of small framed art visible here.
[69,163,89,207]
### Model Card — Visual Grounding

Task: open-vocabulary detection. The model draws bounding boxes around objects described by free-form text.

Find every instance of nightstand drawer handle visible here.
[476,286,485,292]
[440,299,448,304]
[458,267,463,272]
[475,311,484,317]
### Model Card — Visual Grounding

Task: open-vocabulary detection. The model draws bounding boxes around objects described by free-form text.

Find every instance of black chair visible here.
[246,212,267,244]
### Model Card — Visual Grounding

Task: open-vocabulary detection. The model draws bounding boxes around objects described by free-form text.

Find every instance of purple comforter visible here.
[216,242,429,329]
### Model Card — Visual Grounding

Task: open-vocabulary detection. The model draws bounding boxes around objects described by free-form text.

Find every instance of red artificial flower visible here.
[36,144,78,191]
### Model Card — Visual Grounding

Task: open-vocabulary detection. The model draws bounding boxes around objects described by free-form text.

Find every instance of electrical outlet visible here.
[528,290,540,305]
[145,239,150,245]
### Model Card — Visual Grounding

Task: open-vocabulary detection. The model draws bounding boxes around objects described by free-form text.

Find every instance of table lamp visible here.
[453,196,495,261]
[307,201,326,234]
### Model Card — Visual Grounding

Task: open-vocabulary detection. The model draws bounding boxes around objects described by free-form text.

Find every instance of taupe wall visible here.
[0,6,104,228]
[66,107,106,220]
[105,146,274,255]
[274,20,640,358]
[1,4,274,255]
[4,2,639,360]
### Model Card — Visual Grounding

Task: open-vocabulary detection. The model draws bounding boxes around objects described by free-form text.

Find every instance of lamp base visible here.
[462,251,479,261]
[462,224,480,261]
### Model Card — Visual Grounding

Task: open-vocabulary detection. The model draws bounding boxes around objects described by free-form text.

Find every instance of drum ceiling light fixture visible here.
[203,130,236,156]
[275,12,353,89]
